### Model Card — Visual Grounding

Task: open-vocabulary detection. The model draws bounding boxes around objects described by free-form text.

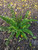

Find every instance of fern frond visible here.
[16,31,20,38]
[0,26,9,31]
[21,18,38,25]
[22,29,33,37]
[8,26,18,31]
[5,31,15,46]
[25,10,29,18]
[21,32,27,39]
[10,7,16,19]
[21,24,31,29]
[18,29,28,39]
[0,16,17,26]
[27,19,38,22]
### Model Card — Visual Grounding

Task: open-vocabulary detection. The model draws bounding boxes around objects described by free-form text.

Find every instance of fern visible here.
[0,8,38,46]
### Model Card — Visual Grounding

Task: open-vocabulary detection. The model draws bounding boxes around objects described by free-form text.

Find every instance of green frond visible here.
[21,18,38,25]
[21,24,31,29]
[27,19,38,22]
[0,26,9,31]
[18,29,28,39]
[0,16,17,26]
[20,15,22,20]
[16,31,20,38]
[21,18,29,25]
[21,32,27,39]
[8,26,18,31]
[33,36,37,39]
[22,29,33,37]
[5,31,15,46]
[25,10,29,18]
[10,7,16,19]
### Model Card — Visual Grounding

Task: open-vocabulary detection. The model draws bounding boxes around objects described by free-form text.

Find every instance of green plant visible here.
[0,8,38,46]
